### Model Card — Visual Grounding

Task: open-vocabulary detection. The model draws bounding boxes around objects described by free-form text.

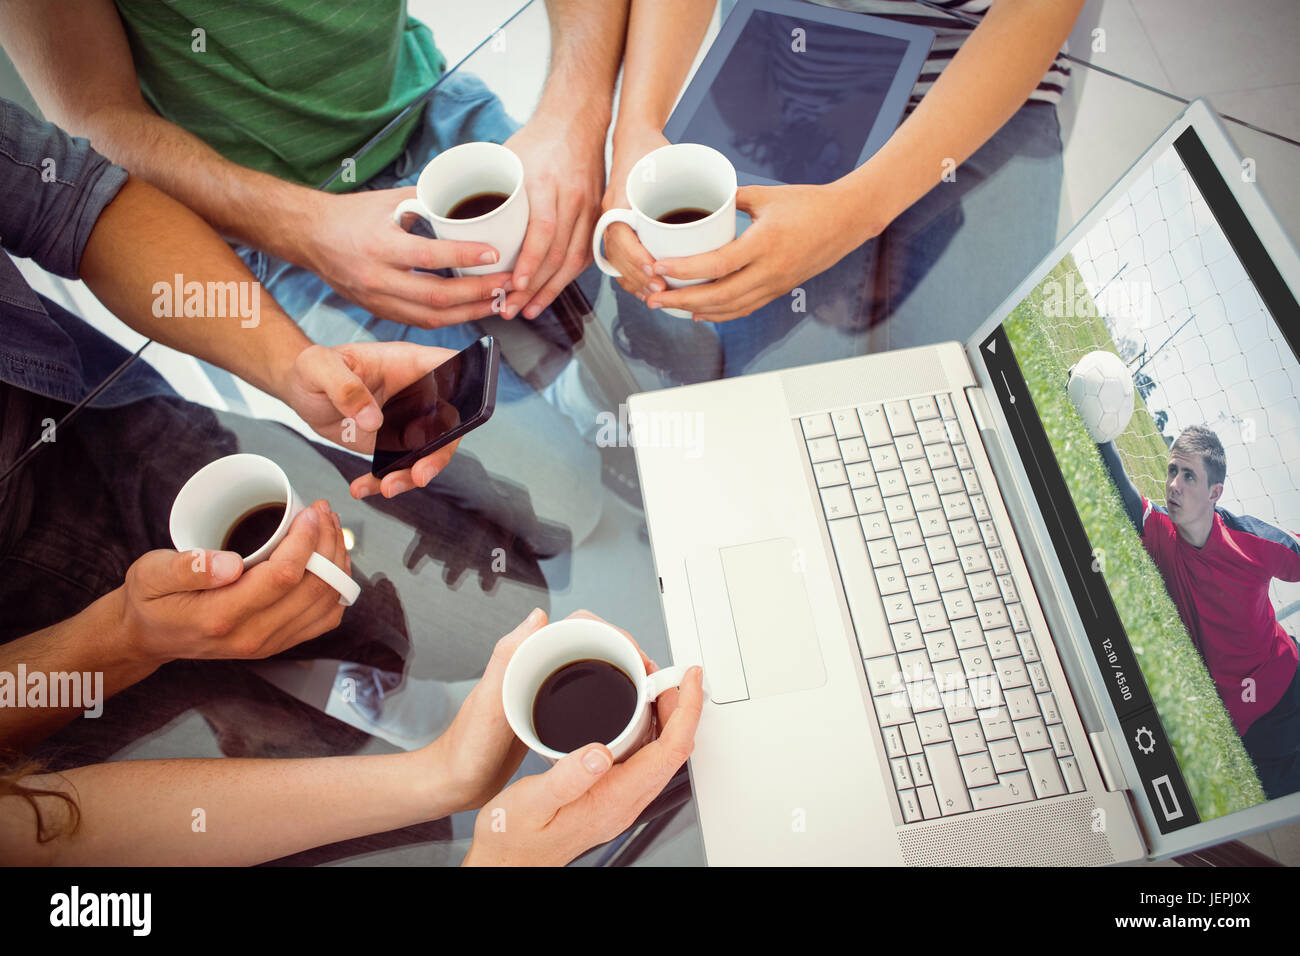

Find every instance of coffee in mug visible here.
[222,502,287,558]
[532,658,639,753]
[447,191,510,220]
[592,143,738,319]
[655,207,712,225]
[169,454,360,606]
[502,617,687,764]
[392,142,529,276]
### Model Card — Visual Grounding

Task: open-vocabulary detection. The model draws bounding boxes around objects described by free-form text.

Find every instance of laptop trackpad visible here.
[689,538,827,702]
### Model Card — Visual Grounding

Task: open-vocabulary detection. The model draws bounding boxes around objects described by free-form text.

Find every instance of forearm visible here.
[1098,440,1144,530]
[0,0,321,267]
[70,107,321,265]
[538,0,630,133]
[4,749,459,865]
[612,0,715,143]
[843,0,1083,237]
[0,590,158,750]
[79,176,311,401]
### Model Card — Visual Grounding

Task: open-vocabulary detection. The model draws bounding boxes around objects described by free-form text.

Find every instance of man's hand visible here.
[117,501,351,665]
[302,187,514,328]
[278,342,465,499]
[646,181,877,323]
[498,111,607,320]
[599,125,671,302]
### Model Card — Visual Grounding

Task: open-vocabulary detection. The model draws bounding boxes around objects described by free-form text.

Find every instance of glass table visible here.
[19,0,1300,866]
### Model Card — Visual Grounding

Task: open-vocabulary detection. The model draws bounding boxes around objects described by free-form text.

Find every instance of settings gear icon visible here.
[1134,726,1156,755]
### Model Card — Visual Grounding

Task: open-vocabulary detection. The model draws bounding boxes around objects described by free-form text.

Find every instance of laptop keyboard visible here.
[799,393,1085,823]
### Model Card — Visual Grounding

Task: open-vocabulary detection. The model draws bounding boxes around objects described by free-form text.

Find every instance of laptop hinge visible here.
[966,379,1129,795]
[1088,730,1126,793]
[964,384,991,432]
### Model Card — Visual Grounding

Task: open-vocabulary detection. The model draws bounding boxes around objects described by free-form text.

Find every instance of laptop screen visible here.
[676,9,911,185]
[980,128,1300,835]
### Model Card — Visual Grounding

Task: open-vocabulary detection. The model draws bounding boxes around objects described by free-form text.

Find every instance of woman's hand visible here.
[462,662,704,866]
[599,125,671,300]
[646,180,878,322]
[422,608,549,815]
[427,609,664,817]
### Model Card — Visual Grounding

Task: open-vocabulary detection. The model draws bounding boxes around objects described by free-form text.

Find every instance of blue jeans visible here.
[236,72,600,550]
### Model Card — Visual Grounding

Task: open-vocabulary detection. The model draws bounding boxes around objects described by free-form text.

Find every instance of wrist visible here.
[265,336,314,406]
[835,169,895,248]
[531,96,611,146]
[100,587,171,675]
[611,117,664,150]
[407,739,473,820]
[285,188,334,274]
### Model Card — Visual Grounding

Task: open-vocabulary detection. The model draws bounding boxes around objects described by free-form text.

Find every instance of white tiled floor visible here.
[1059,0,1300,239]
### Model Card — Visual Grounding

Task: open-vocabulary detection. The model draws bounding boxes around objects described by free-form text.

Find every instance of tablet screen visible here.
[678,9,911,185]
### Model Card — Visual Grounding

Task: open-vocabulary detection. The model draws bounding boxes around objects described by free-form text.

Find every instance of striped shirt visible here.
[808,0,1071,109]
[113,1,445,190]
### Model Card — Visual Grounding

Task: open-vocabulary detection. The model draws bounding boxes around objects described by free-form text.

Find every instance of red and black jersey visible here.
[1098,440,1300,735]
[1138,495,1300,735]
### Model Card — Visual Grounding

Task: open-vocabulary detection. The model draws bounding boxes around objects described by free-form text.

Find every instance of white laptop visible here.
[630,99,1300,865]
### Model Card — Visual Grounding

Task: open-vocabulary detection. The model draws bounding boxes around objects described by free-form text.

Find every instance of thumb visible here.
[302,345,383,432]
[504,606,548,651]
[131,548,244,599]
[481,607,549,686]
[537,744,614,813]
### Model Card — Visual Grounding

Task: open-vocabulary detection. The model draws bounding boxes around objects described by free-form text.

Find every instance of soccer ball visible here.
[1067,349,1135,443]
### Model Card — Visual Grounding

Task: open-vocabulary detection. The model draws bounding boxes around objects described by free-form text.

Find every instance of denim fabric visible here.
[1,359,548,765]
[0,98,172,408]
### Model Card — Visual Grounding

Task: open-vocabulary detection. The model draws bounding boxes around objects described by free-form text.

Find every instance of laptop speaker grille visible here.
[898,795,1114,866]
[780,347,950,417]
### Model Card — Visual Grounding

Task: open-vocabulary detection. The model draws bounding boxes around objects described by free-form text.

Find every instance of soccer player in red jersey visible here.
[1100,426,1300,798]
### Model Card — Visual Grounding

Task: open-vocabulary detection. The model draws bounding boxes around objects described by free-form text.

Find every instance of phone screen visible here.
[370,336,496,477]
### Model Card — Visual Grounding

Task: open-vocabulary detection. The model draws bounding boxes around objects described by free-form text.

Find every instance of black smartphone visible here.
[370,335,499,478]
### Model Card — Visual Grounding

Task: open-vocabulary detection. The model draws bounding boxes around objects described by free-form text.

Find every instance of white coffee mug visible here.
[592,142,738,319]
[392,141,529,277]
[169,454,361,606]
[502,617,686,764]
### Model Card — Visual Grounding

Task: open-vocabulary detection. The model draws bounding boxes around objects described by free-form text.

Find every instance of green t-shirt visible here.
[113,1,446,190]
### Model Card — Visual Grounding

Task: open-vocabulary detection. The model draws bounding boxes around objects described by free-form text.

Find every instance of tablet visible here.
[664,0,934,187]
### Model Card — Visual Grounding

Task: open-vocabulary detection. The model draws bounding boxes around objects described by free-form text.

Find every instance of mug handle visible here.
[592,207,639,278]
[305,551,361,606]
[393,197,435,232]
[644,664,688,700]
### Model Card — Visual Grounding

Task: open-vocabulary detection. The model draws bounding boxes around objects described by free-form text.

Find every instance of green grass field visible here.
[1004,253,1265,820]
